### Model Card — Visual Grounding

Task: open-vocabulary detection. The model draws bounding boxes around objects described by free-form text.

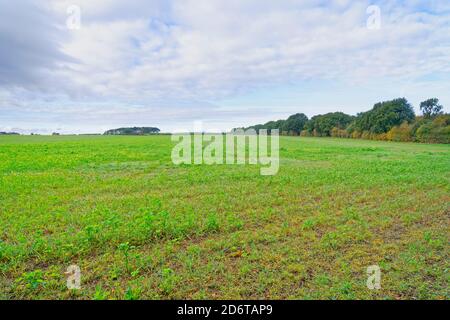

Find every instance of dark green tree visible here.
[420,98,444,119]
[353,98,415,134]
[282,113,308,135]
[305,112,354,136]
[104,127,160,135]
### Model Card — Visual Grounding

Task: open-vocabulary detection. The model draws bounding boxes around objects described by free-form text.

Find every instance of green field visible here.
[0,135,448,300]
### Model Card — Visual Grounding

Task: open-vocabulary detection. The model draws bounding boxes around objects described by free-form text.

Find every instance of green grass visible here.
[0,135,448,300]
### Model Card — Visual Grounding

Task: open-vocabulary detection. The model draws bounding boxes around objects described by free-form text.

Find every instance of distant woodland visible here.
[238,98,449,144]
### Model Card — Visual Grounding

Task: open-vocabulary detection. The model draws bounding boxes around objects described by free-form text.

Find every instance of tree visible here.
[353,98,415,134]
[238,98,449,143]
[281,113,308,135]
[246,119,286,133]
[415,114,450,143]
[420,98,443,119]
[104,127,160,135]
[305,112,354,136]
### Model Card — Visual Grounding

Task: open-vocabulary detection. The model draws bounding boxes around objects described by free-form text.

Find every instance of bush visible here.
[351,131,362,139]
[300,130,311,137]
[331,127,349,138]
[361,131,371,140]
[387,122,413,142]
[416,117,450,143]
[372,133,387,141]
[433,114,450,126]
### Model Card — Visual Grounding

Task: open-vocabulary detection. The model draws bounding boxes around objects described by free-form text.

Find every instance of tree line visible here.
[0,132,20,135]
[104,127,161,135]
[238,98,449,144]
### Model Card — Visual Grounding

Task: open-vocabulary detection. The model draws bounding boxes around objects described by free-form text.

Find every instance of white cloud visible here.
[1,0,449,132]
[57,0,450,98]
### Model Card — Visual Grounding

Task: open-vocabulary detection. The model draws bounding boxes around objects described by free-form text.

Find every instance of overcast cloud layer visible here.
[1,0,449,133]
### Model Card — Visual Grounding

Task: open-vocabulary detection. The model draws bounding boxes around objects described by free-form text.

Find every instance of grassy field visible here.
[0,135,448,300]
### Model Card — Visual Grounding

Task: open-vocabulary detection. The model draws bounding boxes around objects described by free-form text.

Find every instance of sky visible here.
[0,0,449,134]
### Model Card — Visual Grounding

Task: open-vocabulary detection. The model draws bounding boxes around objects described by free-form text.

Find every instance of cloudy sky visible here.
[0,0,449,134]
